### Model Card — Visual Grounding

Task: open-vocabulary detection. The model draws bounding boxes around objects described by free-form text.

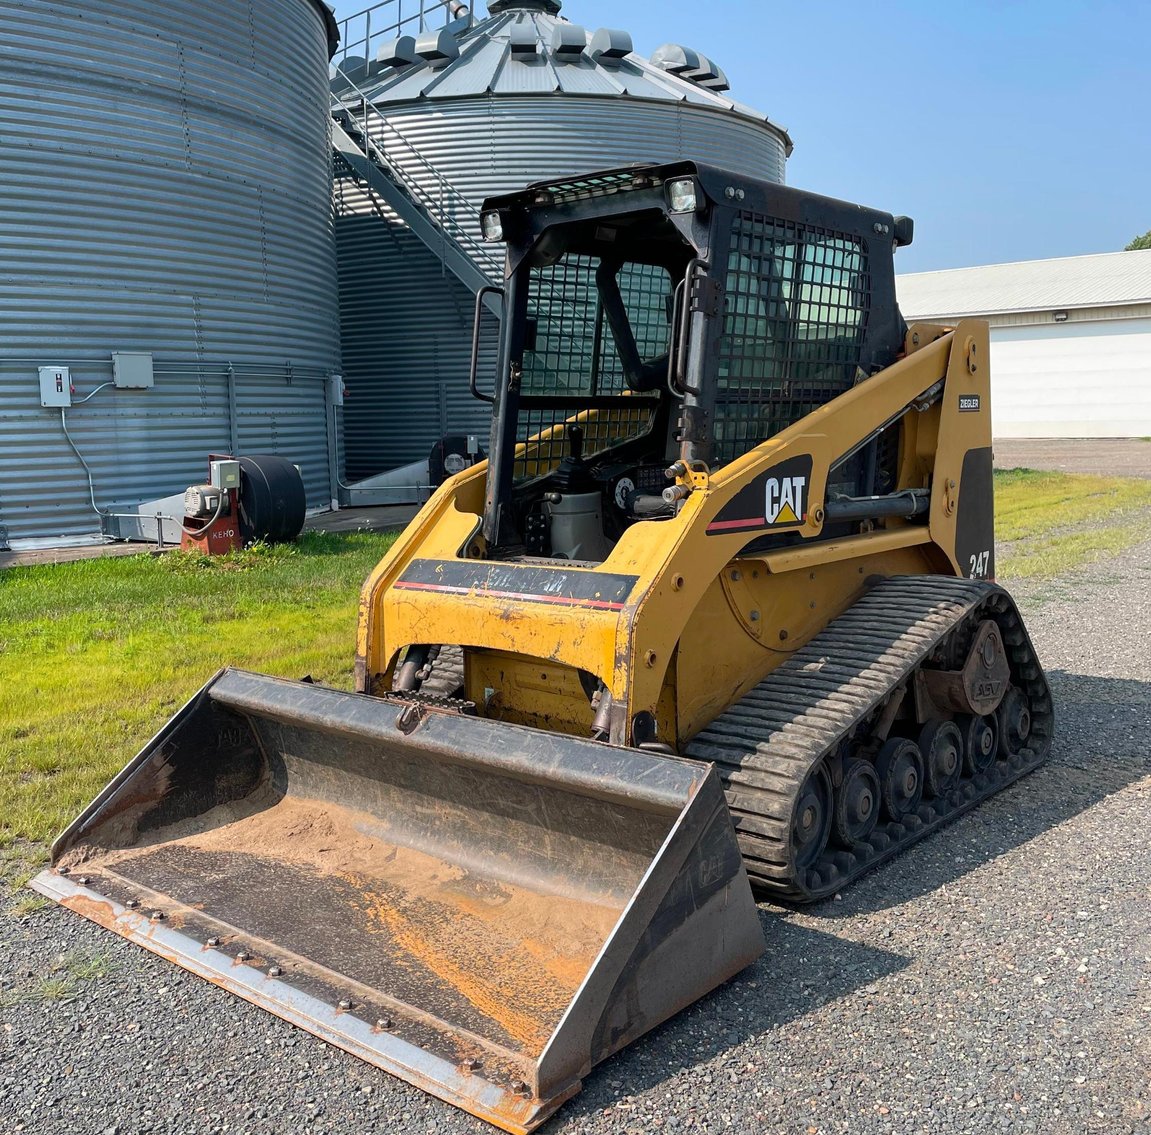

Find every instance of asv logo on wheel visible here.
[765,474,807,526]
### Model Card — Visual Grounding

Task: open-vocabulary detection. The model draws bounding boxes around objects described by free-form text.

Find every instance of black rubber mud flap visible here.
[31,671,763,1134]
[955,446,995,580]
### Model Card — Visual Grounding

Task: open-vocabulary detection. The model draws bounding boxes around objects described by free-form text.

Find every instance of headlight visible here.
[481,211,505,243]
[668,178,699,214]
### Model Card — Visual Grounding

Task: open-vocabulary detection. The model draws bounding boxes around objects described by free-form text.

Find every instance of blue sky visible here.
[329,0,1151,272]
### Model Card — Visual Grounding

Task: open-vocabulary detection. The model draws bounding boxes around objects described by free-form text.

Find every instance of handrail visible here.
[331,61,496,278]
[333,1,471,76]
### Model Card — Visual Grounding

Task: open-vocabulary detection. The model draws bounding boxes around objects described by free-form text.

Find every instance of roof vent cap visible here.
[509,25,540,56]
[376,35,420,69]
[686,53,729,92]
[414,28,461,67]
[650,43,700,75]
[696,68,730,93]
[651,42,730,92]
[551,23,586,60]
[589,27,632,63]
[685,52,719,83]
[331,55,370,90]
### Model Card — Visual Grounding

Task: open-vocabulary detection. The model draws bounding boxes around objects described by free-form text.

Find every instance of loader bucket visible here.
[31,669,763,1133]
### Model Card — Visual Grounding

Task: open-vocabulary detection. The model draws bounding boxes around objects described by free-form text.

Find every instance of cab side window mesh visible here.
[715,213,870,464]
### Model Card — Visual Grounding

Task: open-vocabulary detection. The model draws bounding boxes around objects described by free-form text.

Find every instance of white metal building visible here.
[897,250,1151,438]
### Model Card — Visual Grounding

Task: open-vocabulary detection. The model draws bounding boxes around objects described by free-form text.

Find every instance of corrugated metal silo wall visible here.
[374,97,788,228]
[335,180,499,481]
[0,0,341,545]
[339,96,787,476]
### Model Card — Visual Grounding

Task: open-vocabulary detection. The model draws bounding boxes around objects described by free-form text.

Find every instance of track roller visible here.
[687,576,1054,902]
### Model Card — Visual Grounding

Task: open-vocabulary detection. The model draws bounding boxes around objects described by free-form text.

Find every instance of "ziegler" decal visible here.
[707,454,814,536]
[959,394,981,413]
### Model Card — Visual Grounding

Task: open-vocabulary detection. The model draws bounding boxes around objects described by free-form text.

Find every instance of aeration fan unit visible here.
[182,454,307,554]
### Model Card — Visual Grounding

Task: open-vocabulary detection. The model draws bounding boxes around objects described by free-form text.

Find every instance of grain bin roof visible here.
[311,0,340,57]
[344,4,792,153]
[897,249,1151,320]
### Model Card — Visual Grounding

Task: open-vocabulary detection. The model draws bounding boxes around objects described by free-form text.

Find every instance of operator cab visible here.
[474,162,912,562]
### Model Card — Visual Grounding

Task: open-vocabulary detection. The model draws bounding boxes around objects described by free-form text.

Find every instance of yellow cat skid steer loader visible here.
[33,161,1052,1134]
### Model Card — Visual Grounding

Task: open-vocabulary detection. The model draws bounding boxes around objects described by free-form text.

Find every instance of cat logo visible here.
[705,454,814,536]
[765,474,807,526]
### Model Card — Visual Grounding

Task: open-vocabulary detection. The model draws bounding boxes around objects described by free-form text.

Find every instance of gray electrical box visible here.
[328,374,345,407]
[112,351,155,389]
[39,366,72,408]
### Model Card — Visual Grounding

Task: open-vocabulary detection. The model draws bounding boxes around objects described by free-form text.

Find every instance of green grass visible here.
[1,473,1148,853]
[994,469,1151,579]
[994,468,1151,541]
[30,975,79,1003]
[0,531,396,850]
[0,975,79,1008]
[0,950,117,1010]
[56,948,116,981]
[6,893,50,919]
[996,523,1144,580]
[0,841,47,889]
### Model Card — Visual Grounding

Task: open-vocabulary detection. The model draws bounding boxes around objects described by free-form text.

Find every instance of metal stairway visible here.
[329,2,500,300]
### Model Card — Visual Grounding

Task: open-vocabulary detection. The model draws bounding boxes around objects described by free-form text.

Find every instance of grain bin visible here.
[330,0,792,483]
[0,0,342,547]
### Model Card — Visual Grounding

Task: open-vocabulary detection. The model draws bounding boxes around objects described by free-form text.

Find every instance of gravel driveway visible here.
[993,438,1151,479]
[3,547,1149,1135]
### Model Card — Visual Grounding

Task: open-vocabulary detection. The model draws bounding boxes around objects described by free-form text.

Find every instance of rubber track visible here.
[685,576,1054,903]
[420,645,467,699]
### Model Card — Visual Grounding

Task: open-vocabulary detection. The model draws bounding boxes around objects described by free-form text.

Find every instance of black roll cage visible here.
[476,161,909,550]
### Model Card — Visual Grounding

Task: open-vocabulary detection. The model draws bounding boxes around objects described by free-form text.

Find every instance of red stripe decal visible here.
[706,516,768,533]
